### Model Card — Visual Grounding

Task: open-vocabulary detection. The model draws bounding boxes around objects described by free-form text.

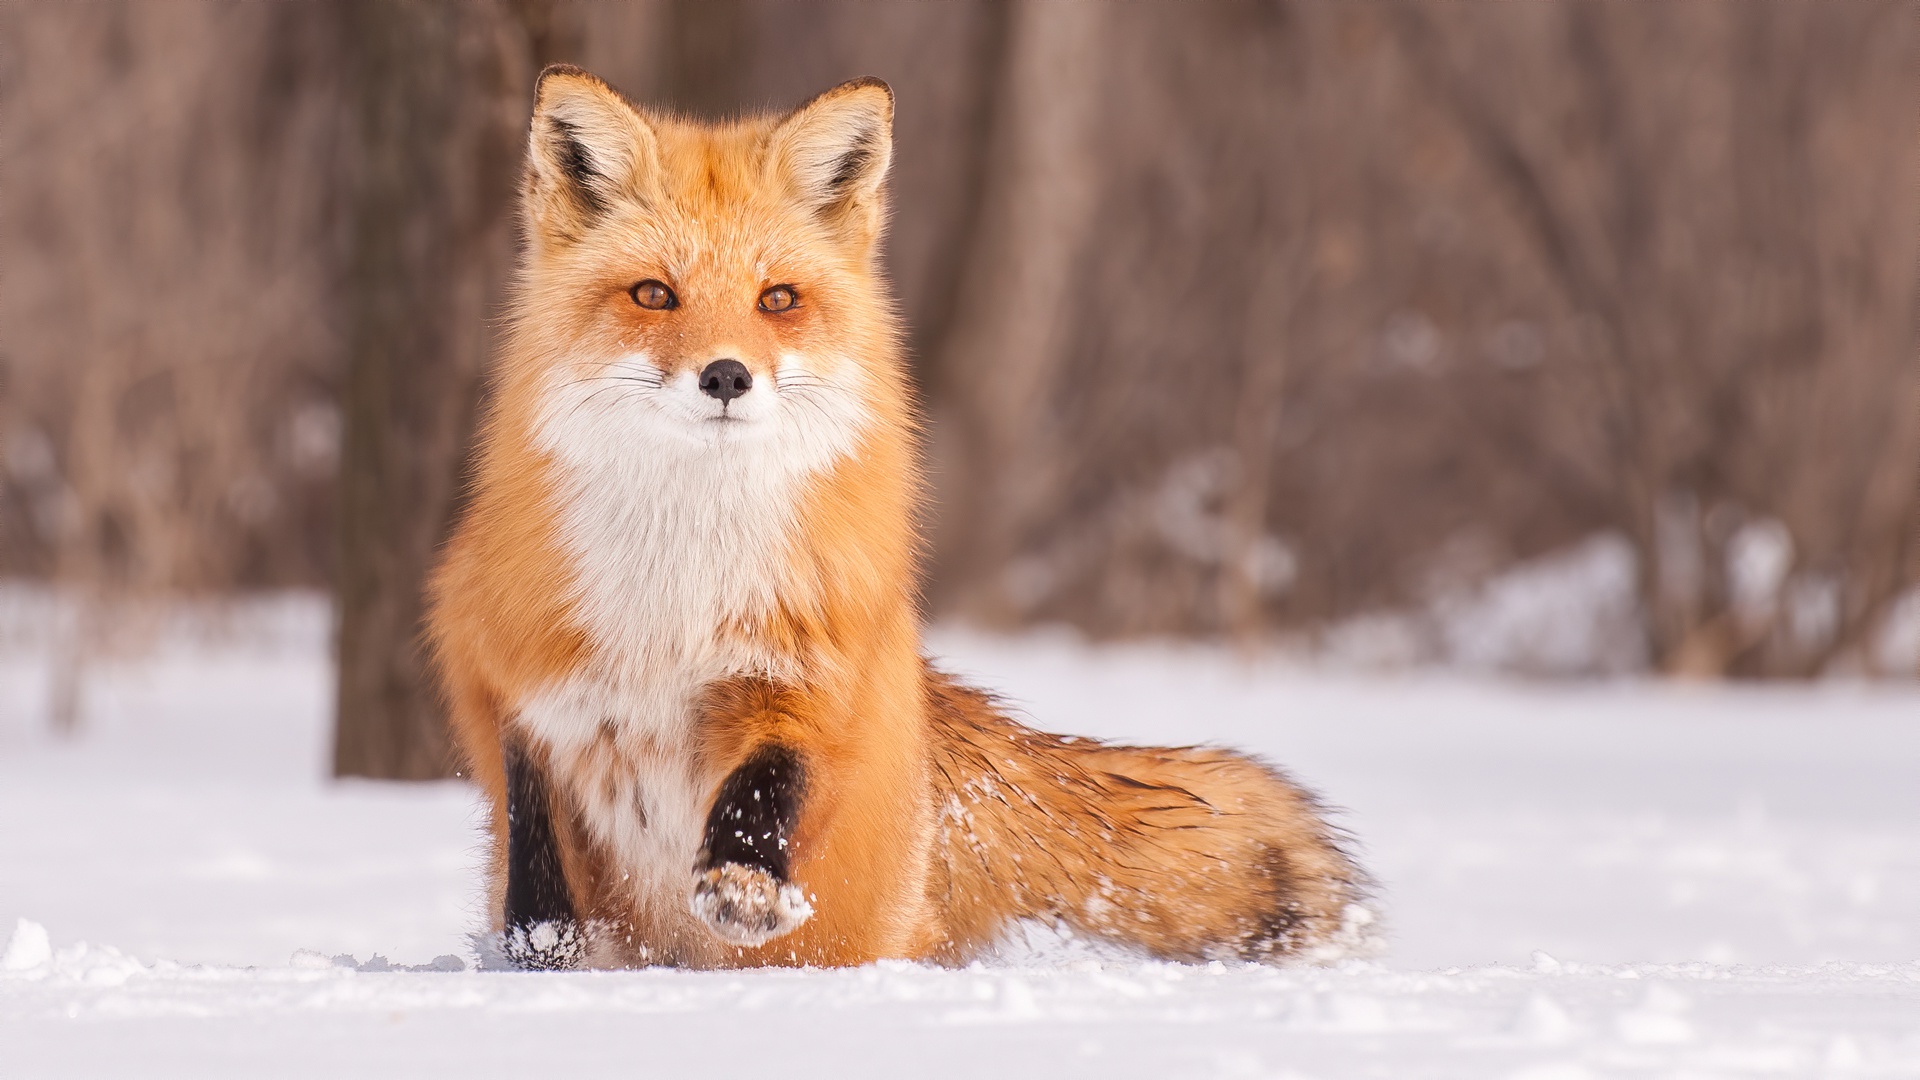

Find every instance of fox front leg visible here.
[690,745,813,947]
[500,742,585,969]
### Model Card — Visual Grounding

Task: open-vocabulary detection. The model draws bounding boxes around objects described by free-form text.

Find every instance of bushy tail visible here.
[924,668,1370,964]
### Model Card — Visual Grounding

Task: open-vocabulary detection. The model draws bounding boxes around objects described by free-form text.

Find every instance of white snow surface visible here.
[2,614,1918,1078]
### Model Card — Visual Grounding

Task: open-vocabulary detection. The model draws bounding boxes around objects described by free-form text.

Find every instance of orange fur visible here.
[425,67,1367,969]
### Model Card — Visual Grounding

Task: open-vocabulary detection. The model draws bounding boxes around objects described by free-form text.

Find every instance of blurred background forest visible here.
[1,2,1916,777]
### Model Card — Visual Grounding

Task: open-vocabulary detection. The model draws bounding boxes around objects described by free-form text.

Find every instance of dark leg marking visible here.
[699,744,804,877]
[502,741,583,969]
[690,745,812,946]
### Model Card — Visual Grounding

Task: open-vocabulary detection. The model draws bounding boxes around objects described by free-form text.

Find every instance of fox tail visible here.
[924,668,1373,963]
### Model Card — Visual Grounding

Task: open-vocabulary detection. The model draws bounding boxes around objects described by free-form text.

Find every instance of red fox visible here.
[426,66,1368,970]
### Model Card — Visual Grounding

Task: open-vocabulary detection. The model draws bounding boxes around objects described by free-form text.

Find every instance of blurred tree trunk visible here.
[930,0,1108,622]
[658,0,752,115]
[331,2,539,779]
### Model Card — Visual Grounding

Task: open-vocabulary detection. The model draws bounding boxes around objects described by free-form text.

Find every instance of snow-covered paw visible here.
[501,919,586,970]
[690,863,812,947]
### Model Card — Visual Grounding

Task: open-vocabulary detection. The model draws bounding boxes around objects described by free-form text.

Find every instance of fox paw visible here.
[501,919,586,970]
[690,863,812,947]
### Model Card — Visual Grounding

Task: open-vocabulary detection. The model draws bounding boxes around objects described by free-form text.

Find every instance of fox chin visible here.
[425,65,1372,970]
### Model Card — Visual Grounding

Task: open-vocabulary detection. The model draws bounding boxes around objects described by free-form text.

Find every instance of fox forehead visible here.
[554,201,849,319]
[647,116,788,207]
[571,121,843,278]
[590,210,837,291]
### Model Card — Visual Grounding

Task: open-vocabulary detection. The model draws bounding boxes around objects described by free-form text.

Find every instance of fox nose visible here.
[699,359,752,402]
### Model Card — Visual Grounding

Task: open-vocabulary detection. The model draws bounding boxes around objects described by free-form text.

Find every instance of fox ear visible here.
[525,65,659,242]
[770,78,894,236]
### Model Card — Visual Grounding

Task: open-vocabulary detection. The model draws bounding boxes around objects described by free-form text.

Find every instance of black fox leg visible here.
[700,745,804,878]
[501,741,583,969]
[690,745,813,946]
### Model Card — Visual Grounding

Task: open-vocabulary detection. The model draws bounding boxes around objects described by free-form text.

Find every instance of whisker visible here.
[576,382,650,409]
[570,373,665,389]
[565,381,661,420]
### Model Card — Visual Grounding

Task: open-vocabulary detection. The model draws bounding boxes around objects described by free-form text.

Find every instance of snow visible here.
[2,604,1918,1077]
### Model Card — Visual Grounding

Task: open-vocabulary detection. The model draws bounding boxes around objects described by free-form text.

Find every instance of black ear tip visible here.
[791,77,895,130]
[539,63,593,85]
[536,64,608,104]
[843,76,894,101]
[831,76,894,116]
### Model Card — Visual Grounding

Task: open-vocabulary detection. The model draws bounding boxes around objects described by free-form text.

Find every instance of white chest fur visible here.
[511,354,867,916]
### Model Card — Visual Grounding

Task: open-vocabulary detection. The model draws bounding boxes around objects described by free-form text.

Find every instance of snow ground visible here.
[1,610,1917,1078]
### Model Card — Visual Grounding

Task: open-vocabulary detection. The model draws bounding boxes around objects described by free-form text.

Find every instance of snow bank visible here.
[1,612,1917,1077]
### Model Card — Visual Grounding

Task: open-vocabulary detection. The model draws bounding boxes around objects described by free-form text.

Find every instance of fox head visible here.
[507,67,903,477]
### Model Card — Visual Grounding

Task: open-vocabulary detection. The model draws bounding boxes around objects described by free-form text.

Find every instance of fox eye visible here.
[630,280,677,310]
[758,285,798,313]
